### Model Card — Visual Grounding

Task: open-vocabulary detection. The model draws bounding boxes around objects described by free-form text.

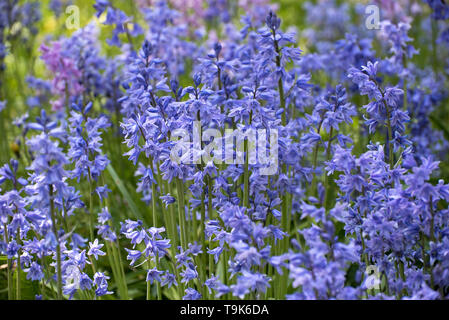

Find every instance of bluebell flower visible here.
[146,267,163,284]
[204,275,220,294]
[125,248,142,266]
[24,261,44,281]
[161,271,177,288]
[88,239,106,260]
[98,207,112,225]
[183,288,201,300]
[93,272,113,296]
[96,185,111,204]
[79,273,93,291]
[160,194,176,207]
[180,262,198,283]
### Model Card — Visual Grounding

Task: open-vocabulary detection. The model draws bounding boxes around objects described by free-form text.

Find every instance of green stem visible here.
[323,127,334,211]
[124,22,135,52]
[360,232,373,298]
[222,247,228,288]
[243,141,250,208]
[154,255,162,300]
[0,110,8,164]
[402,57,407,112]
[207,176,213,221]
[3,223,12,300]
[385,105,394,169]
[166,181,184,298]
[272,30,286,127]
[429,196,436,243]
[397,260,407,298]
[105,242,119,295]
[146,259,151,300]
[150,169,162,300]
[16,227,21,300]
[101,174,129,299]
[114,241,129,299]
[373,80,394,168]
[88,168,95,241]
[176,178,188,250]
[310,117,325,197]
[273,29,289,296]
[40,256,46,300]
[165,180,179,250]
[244,110,253,210]
[431,19,438,75]
[49,186,63,300]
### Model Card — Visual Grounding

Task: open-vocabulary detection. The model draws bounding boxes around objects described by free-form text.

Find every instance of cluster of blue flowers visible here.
[1,0,449,300]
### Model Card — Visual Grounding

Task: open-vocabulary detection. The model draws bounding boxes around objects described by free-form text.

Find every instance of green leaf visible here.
[13,268,39,300]
[430,114,449,141]
[107,164,144,221]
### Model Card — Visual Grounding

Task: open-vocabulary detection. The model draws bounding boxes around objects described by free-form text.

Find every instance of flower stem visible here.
[323,127,334,211]
[49,185,63,300]
[3,223,12,300]
[87,168,94,241]
[385,105,394,169]
[165,180,179,250]
[402,57,408,111]
[146,260,151,300]
[198,188,207,292]
[16,227,21,300]
[431,19,438,75]
[243,141,250,208]
[272,29,286,126]
[151,182,162,300]
[176,178,188,250]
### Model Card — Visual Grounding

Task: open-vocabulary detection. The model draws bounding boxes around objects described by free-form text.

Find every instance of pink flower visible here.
[40,42,84,111]
[374,0,420,23]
